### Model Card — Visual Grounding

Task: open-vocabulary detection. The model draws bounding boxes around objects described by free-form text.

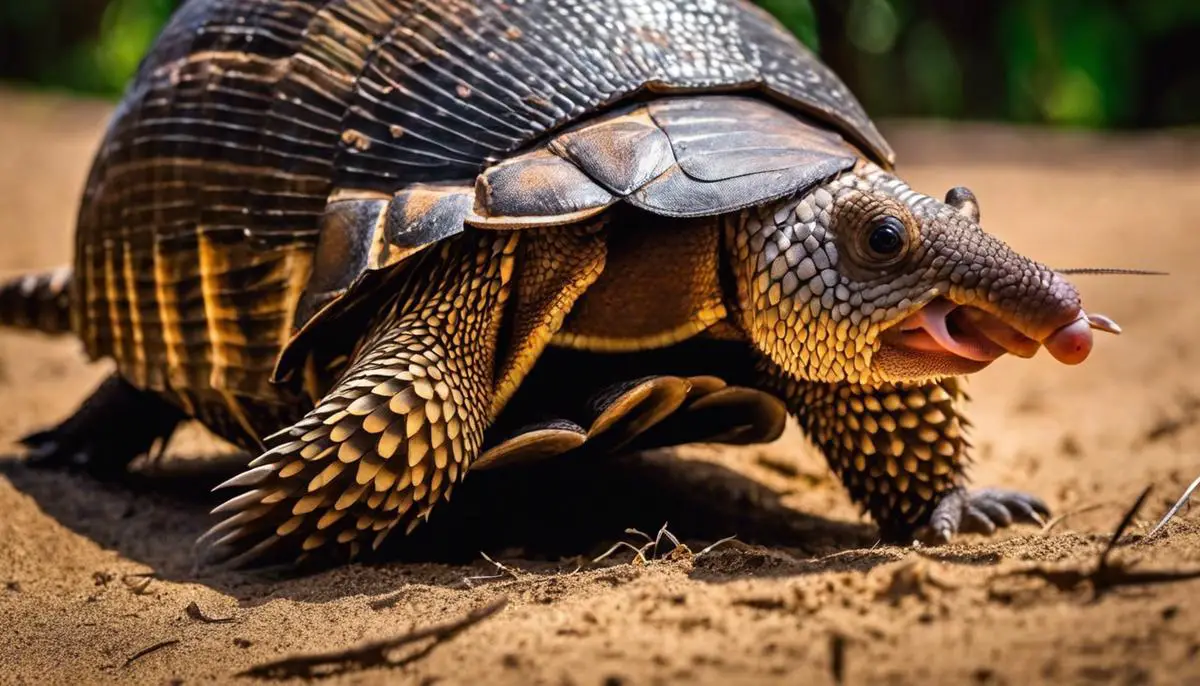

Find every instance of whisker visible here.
[1056,268,1168,276]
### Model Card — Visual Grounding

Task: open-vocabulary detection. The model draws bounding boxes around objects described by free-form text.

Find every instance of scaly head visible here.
[728,162,1117,386]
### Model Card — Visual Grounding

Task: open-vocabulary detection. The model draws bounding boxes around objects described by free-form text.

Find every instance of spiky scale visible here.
[293,493,327,515]
[277,515,305,537]
[377,426,404,459]
[302,533,326,552]
[303,444,338,463]
[374,466,399,492]
[405,407,426,438]
[389,388,419,415]
[407,434,430,466]
[362,405,392,434]
[329,416,360,443]
[261,489,290,505]
[316,509,346,531]
[410,461,429,488]
[347,393,387,416]
[278,460,307,479]
[211,489,269,515]
[336,485,367,511]
[373,379,405,397]
[199,507,269,547]
[355,455,385,485]
[338,438,367,464]
[308,461,345,492]
[214,464,281,490]
[323,410,351,427]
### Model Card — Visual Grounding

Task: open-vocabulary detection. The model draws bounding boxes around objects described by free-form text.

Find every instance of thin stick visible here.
[625,528,654,543]
[1098,486,1152,568]
[694,535,738,559]
[185,601,235,624]
[1040,502,1110,535]
[656,523,682,553]
[124,639,180,668]
[592,540,650,565]
[237,597,508,680]
[1146,474,1200,540]
[479,551,524,580]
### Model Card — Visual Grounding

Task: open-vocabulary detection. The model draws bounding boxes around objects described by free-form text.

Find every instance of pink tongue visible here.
[911,299,1005,362]
[1043,316,1094,365]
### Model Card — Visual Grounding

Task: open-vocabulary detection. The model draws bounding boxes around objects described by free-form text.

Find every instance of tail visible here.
[0,267,74,335]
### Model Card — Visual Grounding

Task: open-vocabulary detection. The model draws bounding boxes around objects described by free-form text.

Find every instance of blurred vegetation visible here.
[1,0,1197,128]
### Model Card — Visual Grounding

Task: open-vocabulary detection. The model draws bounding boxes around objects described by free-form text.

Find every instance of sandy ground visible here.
[1,87,1199,685]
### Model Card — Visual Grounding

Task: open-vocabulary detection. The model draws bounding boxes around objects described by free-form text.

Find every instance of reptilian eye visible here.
[865,216,907,261]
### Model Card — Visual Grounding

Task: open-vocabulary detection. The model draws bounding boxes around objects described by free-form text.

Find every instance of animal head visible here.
[728,162,1108,386]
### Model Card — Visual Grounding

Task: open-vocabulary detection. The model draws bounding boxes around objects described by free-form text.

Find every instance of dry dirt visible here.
[1,87,1199,685]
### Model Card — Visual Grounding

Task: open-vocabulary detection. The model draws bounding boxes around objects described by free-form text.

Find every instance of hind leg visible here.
[23,373,185,477]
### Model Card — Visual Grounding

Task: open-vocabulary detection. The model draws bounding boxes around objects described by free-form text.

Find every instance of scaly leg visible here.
[23,373,185,477]
[202,231,517,565]
[765,367,1048,542]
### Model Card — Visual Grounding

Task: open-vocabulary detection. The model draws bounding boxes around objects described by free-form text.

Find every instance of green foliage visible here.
[758,0,820,50]
[0,0,176,95]
[0,0,1196,128]
[764,0,1200,129]
[90,0,176,92]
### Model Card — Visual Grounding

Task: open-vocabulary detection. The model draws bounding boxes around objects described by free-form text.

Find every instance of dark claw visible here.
[921,489,966,544]
[971,498,1014,527]
[962,506,997,534]
[920,487,1051,545]
[24,441,60,465]
[976,488,1050,524]
[997,495,1041,524]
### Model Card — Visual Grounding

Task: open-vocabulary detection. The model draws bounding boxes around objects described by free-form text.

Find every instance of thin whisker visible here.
[1056,268,1168,276]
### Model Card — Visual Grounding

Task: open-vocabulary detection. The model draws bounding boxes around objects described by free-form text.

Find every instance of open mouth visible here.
[880,297,1115,369]
[882,298,1035,366]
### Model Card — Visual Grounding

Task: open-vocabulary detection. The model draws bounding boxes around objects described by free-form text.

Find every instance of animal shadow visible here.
[0,443,878,599]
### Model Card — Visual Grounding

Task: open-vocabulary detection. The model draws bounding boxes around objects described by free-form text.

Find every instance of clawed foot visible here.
[918,488,1050,545]
[20,374,183,478]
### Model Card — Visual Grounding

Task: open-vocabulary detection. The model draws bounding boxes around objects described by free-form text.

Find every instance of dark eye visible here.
[867,217,906,258]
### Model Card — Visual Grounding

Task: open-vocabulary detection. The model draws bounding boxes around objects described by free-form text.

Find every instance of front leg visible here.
[767,371,1048,543]
[202,232,517,566]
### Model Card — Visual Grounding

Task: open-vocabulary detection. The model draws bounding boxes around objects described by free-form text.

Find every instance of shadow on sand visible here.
[1,446,885,602]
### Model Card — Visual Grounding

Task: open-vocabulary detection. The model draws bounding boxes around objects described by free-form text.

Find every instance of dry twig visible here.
[1146,474,1200,540]
[186,601,234,624]
[1039,502,1110,535]
[1007,486,1200,599]
[694,535,738,559]
[237,597,508,680]
[124,639,180,667]
[593,523,735,565]
[461,551,527,587]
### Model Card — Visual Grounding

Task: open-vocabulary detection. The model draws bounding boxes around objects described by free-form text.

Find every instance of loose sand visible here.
[1,88,1199,685]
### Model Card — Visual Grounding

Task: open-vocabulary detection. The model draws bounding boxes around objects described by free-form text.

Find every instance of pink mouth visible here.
[883,298,1116,366]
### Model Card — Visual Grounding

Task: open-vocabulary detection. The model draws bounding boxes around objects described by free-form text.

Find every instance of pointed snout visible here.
[967,267,1095,365]
[937,217,1099,365]
[883,183,1119,373]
